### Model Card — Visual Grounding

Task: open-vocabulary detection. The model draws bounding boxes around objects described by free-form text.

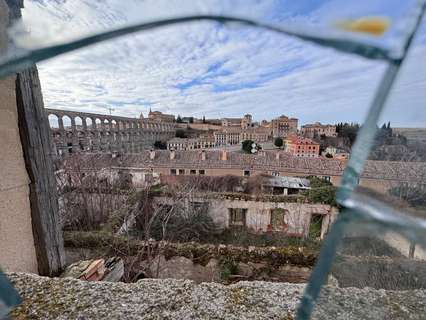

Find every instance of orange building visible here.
[284,135,320,158]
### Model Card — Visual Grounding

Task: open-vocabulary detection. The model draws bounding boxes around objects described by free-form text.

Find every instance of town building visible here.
[240,127,271,143]
[214,126,271,146]
[261,120,270,127]
[167,136,216,151]
[148,109,175,123]
[301,122,337,138]
[221,114,253,128]
[193,118,222,125]
[221,117,243,127]
[241,114,253,129]
[284,136,320,158]
[271,115,298,137]
[214,127,242,146]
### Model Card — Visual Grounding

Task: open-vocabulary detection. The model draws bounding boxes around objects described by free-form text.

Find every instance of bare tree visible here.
[56,153,132,230]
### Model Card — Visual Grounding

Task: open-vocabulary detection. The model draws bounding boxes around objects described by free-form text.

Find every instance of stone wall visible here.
[8,272,426,319]
[0,0,38,273]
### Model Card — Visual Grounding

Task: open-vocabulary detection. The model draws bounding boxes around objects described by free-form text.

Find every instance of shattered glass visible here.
[1,0,426,319]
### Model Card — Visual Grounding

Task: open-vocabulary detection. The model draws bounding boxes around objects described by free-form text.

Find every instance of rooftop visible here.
[64,150,426,182]
[273,115,298,121]
[222,118,242,122]
[264,176,311,189]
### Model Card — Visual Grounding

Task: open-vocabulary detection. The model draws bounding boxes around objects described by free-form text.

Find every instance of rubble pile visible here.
[61,257,124,282]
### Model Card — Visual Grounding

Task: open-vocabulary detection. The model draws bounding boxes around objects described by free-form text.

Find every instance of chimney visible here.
[170,150,176,160]
[220,150,228,161]
[149,150,155,160]
[201,150,206,161]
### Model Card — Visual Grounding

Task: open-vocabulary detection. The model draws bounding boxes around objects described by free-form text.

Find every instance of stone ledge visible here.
[7,272,426,319]
[63,231,318,267]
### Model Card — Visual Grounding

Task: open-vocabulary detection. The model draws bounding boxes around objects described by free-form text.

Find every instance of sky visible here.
[17,0,426,127]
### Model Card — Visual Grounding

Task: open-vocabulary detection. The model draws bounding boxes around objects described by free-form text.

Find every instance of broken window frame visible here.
[229,208,247,227]
[0,3,425,319]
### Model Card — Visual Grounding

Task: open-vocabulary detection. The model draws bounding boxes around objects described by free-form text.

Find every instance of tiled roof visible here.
[66,150,426,182]
[302,122,335,128]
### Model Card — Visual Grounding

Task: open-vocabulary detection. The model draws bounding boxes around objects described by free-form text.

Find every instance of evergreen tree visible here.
[175,129,186,138]
[274,137,284,148]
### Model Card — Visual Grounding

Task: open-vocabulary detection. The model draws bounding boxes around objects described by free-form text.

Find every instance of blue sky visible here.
[19,0,426,127]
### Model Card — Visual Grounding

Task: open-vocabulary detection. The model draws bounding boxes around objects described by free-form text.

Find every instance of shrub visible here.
[303,186,337,206]
[153,140,167,149]
[220,256,238,280]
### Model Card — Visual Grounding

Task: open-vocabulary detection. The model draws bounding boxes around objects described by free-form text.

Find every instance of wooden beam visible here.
[15,66,65,276]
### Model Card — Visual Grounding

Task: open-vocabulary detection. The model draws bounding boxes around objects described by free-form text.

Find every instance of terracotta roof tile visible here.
[66,150,426,182]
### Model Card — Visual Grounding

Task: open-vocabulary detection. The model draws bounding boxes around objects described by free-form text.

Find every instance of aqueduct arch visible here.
[45,108,175,155]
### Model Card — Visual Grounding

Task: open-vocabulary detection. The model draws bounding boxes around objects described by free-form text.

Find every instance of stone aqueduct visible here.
[45,108,176,155]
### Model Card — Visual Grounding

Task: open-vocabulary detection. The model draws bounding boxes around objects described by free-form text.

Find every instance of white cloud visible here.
[19,0,426,127]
